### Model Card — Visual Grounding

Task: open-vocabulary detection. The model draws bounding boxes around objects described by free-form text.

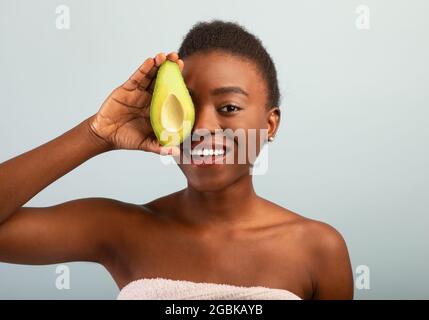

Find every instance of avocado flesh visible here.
[150,60,195,146]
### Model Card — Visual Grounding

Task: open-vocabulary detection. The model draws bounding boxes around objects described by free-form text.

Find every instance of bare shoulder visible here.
[269,202,354,299]
[296,215,349,255]
[268,201,349,257]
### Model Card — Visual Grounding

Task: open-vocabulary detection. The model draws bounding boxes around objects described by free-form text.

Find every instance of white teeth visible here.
[190,149,203,156]
[190,148,225,156]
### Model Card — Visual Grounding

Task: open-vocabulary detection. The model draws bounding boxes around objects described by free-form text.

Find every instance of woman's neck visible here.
[176,174,263,229]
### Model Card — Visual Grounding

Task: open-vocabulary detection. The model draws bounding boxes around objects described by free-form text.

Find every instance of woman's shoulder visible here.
[299,217,349,259]
[266,199,349,258]
[275,203,353,295]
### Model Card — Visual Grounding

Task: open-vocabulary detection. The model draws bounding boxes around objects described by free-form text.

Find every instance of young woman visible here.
[0,21,353,300]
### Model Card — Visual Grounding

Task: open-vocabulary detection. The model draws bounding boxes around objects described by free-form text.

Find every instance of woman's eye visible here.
[219,104,241,113]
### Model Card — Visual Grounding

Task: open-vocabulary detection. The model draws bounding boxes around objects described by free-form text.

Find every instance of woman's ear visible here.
[267,107,281,141]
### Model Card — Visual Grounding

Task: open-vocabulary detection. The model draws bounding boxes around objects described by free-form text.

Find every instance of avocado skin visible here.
[150,60,195,146]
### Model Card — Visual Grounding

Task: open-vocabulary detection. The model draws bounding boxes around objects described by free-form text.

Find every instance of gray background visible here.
[0,0,428,299]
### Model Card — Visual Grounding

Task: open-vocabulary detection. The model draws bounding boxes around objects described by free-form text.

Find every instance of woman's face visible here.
[175,50,279,192]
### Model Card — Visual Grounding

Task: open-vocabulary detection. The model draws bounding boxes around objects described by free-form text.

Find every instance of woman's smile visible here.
[179,135,235,167]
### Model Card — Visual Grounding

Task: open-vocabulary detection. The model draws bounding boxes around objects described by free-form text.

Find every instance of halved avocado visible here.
[150,60,195,146]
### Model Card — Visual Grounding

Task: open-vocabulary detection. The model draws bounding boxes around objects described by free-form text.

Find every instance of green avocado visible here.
[150,60,195,146]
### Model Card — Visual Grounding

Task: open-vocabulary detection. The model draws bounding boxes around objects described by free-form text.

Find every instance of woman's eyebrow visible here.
[211,86,249,96]
[187,86,249,98]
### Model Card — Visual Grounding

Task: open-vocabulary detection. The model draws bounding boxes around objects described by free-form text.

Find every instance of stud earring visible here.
[268,136,275,142]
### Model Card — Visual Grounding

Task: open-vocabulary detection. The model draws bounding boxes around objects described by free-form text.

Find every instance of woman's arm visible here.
[0,116,111,223]
[308,221,354,300]
[0,197,128,265]
[0,118,118,264]
[0,52,183,265]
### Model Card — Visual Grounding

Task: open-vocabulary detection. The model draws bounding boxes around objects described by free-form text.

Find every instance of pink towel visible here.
[117,277,302,300]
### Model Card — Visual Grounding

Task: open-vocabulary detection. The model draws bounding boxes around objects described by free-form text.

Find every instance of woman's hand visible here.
[88,52,184,155]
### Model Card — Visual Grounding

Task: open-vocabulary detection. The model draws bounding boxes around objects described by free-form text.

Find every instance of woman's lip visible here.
[183,145,229,153]
[181,145,231,157]
[190,153,228,167]
[180,148,229,167]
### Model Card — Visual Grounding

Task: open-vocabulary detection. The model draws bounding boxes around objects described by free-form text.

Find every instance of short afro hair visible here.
[178,20,280,108]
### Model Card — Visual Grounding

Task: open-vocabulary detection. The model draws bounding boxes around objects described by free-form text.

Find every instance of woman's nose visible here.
[192,106,219,135]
